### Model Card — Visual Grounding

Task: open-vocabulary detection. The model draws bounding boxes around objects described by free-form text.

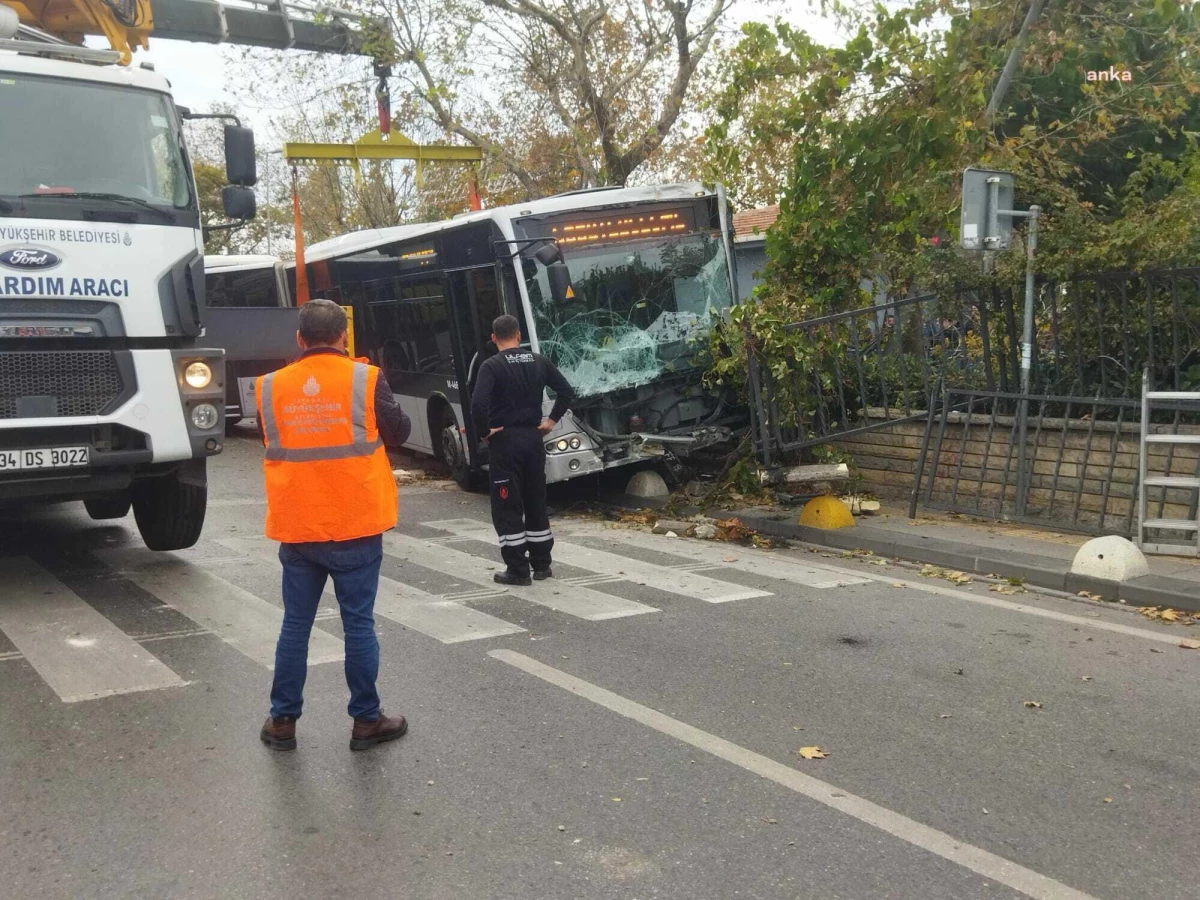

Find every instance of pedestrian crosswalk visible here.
[0,516,868,704]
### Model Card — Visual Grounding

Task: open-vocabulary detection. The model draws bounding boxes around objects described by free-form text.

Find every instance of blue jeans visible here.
[270,535,383,721]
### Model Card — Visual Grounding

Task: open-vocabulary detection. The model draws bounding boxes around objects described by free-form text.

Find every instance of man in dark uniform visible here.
[470,314,577,586]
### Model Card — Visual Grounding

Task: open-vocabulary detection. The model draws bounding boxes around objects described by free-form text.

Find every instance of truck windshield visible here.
[522,232,733,397]
[0,73,193,221]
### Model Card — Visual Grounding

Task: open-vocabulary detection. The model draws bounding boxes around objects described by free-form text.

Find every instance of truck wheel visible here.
[132,463,208,551]
[84,495,131,520]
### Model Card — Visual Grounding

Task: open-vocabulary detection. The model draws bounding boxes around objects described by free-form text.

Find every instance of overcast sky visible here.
[103,0,844,146]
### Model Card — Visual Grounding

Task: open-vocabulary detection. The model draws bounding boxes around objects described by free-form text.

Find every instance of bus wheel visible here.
[440,412,484,493]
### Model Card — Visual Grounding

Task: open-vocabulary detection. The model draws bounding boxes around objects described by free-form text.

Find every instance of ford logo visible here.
[0,247,61,271]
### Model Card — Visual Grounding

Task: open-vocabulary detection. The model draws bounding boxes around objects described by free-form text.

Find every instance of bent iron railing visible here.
[748,267,1200,464]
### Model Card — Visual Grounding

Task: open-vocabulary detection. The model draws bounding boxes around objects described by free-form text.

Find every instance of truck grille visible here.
[0,350,127,419]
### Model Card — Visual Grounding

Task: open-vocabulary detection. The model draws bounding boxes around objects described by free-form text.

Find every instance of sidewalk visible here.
[732,503,1200,613]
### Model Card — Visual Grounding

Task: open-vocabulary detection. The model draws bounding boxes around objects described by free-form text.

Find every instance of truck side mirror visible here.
[222,185,257,220]
[224,125,257,187]
[546,261,574,305]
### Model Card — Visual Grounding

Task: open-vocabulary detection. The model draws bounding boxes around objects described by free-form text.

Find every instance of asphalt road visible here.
[1,429,1197,900]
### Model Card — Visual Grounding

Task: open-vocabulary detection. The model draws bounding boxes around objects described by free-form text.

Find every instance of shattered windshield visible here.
[524,233,732,397]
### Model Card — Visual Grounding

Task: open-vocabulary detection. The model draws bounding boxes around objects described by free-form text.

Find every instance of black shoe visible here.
[532,567,553,581]
[494,570,532,586]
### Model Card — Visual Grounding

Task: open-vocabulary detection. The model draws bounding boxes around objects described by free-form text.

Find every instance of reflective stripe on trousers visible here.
[260,362,381,462]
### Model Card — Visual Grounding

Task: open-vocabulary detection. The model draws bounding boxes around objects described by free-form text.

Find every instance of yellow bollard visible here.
[798,495,855,530]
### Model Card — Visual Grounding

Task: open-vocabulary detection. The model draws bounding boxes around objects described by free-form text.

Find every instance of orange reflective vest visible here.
[256,352,397,543]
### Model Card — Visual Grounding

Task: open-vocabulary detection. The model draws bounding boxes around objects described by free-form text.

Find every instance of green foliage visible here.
[704,0,1200,409]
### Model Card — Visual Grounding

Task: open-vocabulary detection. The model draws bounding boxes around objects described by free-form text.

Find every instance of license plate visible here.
[0,446,89,472]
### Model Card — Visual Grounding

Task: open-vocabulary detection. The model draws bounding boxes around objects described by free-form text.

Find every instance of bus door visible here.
[448,265,504,399]
[446,265,504,456]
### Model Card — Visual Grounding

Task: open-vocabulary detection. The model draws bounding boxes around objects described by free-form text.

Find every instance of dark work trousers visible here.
[488,426,553,575]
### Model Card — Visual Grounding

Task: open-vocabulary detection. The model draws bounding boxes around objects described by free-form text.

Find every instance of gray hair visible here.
[298,298,348,346]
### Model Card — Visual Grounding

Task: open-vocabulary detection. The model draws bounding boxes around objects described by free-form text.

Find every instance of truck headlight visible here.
[556,439,569,452]
[185,361,213,389]
[569,437,582,449]
[191,403,219,430]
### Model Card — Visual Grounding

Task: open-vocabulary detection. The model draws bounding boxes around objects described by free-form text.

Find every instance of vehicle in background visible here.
[203,254,297,429]
[292,183,741,488]
[0,30,256,550]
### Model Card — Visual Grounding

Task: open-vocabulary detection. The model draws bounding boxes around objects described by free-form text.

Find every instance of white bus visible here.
[203,254,297,428]
[296,183,739,487]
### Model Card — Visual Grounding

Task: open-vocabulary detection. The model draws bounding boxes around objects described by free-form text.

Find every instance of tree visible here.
[703,0,1200,415]
[238,0,740,203]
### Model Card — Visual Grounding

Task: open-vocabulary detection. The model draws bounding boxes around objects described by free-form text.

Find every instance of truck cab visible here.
[0,44,255,550]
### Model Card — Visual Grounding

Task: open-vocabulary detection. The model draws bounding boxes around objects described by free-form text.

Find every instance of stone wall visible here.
[833,411,1200,532]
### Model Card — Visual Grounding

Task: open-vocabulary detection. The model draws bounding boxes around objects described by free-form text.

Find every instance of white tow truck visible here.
[0,0,380,549]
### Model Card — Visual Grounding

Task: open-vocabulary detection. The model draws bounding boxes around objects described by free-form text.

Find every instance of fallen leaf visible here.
[939,714,953,719]
[1150,648,1164,654]
[1081,676,1092,682]
[892,582,905,588]
[798,746,828,760]
[990,584,1026,595]
[611,797,622,802]
[1178,638,1200,650]
[1161,609,1180,622]
[722,557,738,563]
[1022,700,1043,709]
[1077,591,1103,601]
[1103,798,1112,804]
[762,817,778,824]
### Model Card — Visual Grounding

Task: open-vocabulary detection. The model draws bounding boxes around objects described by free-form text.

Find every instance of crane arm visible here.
[4,0,388,64]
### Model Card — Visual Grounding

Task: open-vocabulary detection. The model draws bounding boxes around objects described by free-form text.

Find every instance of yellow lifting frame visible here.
[284,128,483,305]
[283,129,482,186]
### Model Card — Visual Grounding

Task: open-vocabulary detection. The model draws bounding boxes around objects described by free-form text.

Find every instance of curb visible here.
[734,512,1200,614]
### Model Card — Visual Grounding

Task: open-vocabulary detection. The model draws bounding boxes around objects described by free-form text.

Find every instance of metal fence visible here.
[747,267,1200,465]
[748,292,944,466]
[909,387,1200,536]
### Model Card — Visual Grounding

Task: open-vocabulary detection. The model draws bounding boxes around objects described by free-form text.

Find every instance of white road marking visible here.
[574,526,870,590]
[426,518,773,603]
[216,538,525,644]
[94,548,344,669]
[578,526,1191,646]
[0,557,185,702]
[383,531,659,621]
[490,649,1096,900]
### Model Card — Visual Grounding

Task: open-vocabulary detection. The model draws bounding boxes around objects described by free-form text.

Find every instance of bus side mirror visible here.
[224,125,257,187]
[222,185,257,220]
[547,261,574,305]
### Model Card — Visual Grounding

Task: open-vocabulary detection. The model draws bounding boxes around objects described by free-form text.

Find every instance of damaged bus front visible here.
[511,186,740,483]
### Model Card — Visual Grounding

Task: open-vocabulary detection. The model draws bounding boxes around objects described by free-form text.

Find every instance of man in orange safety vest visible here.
[255,299,411,751]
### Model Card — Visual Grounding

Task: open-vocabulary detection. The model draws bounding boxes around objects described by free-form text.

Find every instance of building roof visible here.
[732,205,780,243]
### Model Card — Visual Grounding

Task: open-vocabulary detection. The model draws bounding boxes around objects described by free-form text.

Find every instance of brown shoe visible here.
[260,715,297,751]
[350,711,408,751]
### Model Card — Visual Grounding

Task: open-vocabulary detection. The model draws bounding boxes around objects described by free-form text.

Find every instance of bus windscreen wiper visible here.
[18,192,175,220]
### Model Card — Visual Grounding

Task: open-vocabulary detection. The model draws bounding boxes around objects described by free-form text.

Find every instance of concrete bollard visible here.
[1070,536,1149,582]
[798,496,855,530]
[626,470,669,498]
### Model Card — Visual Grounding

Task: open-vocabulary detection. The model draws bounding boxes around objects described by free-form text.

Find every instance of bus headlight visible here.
[569,437,582,450]
[556,439,569,452]
[191,403,219,430]
[185,361,213,389]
